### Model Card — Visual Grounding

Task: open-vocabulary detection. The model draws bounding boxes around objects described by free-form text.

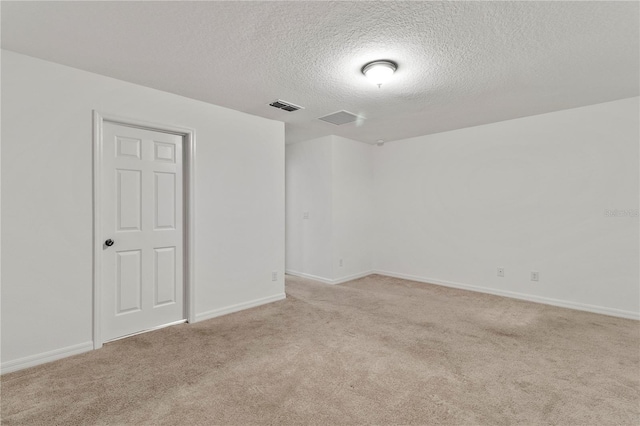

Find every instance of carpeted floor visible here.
[1,274,639,425]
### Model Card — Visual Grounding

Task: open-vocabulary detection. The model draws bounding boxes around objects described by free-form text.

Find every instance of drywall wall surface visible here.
[331,136,374,280]
[285,135,374,283]
[1,50,285,370]
[285,136,334,280]
[373,97,640,317]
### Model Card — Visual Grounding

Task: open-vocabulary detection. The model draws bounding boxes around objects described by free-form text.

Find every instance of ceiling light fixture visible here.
[362,60,397,88]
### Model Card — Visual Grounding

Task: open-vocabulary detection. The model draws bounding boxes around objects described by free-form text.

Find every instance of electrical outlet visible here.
[531,271,539,282]
[339,259,343,267]
[271,271,278,281]
[497,267,505,277]
[303,211,309,219]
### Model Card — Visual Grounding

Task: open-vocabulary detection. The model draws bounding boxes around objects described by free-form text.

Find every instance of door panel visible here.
[116,136,141,159]
[154,246,176,306]
[117,169,142,231]
[116,250,142,314]
[102,122,184,342]
[154,172,176,229]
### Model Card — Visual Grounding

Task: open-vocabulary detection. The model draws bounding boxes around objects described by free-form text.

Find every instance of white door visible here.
[101,122,184,342]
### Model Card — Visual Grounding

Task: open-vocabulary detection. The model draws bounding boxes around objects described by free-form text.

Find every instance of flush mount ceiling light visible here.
[362,60,397,88]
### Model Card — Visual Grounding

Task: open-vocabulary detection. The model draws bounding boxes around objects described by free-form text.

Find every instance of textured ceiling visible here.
[2,1,638,144]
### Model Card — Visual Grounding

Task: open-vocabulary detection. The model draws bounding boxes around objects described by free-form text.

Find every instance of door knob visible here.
[105,239,114,247]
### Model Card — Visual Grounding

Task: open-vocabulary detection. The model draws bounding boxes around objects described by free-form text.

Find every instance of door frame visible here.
[92,111,196,350]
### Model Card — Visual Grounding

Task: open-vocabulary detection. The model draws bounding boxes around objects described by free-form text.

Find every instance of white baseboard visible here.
[332,270,374,284]
[1,341,94,375]
[195,293,287,323]
[285,270,374,285]
[2,294,288,374]
[374,270,639,320]
[285,270,334,284]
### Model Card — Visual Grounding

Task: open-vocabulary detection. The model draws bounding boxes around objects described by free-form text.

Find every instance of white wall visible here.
[373,97,639,318]
[1,50,285,372]
[285,136,333,280]
[285,135,373,283]
[331,136,373,280]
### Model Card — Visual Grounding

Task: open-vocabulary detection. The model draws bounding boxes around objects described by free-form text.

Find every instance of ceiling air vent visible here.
[269,99,304,112]
[318,110,363,126]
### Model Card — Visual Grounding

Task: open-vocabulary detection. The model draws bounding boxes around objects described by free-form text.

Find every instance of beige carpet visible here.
[1,274,639,425]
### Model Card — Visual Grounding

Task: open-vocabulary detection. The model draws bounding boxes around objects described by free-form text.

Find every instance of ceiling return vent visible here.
[317,110,363,125]
[268,99,304,112]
